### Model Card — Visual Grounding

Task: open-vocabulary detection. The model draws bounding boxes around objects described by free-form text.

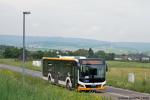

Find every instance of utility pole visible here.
[22,11,31,83]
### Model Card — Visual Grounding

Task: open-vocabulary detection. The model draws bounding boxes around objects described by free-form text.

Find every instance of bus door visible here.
[53,60,62,84]
[47,61,55,82]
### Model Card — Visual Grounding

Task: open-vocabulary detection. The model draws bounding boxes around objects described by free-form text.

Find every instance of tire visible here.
[66,81,71,90]
[48,75,52,84]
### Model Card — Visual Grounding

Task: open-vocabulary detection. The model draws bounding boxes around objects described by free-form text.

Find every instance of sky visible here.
[0,0,150,42]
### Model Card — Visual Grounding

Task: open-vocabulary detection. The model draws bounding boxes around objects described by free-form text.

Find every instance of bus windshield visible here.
[79,64,105,83]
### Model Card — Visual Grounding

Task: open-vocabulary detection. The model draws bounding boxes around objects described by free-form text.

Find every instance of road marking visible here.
[108,92,129,98]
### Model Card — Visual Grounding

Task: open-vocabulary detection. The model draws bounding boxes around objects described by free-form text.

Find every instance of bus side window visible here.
[48,63,52,66]
[48,63,54,73]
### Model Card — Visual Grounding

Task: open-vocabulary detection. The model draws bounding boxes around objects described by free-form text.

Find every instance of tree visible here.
[88,48,95,58]
[31,50,44,59]
[95,50,106,59]
[3,47,21,58]
[107,53,115,60]
[73,49,88,57]
[95,50,115,60]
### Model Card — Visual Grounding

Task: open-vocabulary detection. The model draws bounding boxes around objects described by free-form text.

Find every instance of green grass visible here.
[107,61,150,93]
[1,59,150,94]
[0,69,109,100]
[0,59,41,71]
[107,61,150,68]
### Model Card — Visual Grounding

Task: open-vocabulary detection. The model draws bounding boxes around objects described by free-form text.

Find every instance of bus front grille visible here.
[85,85,101,88]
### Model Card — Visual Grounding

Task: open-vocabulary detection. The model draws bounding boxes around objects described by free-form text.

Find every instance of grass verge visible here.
[0,69,109,100]
[0,59,41,71]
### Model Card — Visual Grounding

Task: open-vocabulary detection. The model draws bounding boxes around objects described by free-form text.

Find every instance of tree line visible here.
[0,45,115,60]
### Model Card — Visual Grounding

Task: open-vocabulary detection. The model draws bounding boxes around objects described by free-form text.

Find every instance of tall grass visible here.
[106,61,150,93]
[0,69,109,100]
[107,67,150,93]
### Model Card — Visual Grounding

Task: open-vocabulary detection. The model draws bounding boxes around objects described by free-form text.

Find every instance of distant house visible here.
[128,54,141,61]
[141,56,150,62]
[127,57,132,61]
[114,57,122,61]
[114,55,128,61]
[115,54,150,62]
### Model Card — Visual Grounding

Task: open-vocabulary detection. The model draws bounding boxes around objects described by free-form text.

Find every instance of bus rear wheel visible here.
[48,76,52,84]
[66,81,71,90]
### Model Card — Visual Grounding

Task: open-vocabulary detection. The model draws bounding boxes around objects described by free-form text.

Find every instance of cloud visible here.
[0,0,150,42]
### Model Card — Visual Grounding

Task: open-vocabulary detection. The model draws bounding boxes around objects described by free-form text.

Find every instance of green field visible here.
[107,61,150,93]
[0,59,150,93]
[107,61,150,68]
[0,69,110,100]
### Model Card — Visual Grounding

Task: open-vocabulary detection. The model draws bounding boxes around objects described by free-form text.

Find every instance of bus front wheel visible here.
[66,80,71,90]
[48,75,52,84]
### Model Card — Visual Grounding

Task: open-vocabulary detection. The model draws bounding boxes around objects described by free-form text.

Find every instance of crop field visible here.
[0,69,109,100]
[107,61,150,93]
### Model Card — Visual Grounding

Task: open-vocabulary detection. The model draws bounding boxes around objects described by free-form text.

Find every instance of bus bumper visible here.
[77,86,107,91]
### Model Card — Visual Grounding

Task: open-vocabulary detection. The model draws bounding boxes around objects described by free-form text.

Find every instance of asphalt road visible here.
[0,64,149,100]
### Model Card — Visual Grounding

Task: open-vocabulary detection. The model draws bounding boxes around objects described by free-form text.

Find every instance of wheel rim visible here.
[48,76,51,83]
[66,82,71,90]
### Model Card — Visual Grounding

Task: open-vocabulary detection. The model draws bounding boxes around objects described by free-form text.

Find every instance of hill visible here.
[0,35,150,55]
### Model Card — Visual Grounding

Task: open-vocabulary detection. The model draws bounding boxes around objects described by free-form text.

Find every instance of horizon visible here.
[1,34,150,55]
[1,34,150,43]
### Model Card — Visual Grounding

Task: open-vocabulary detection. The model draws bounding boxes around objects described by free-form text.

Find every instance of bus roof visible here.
[58,56,86,59]
[42,57,76,61]
[43,56,86,61]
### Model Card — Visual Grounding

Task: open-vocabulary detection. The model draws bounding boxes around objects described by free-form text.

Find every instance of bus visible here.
[42,56,107,91]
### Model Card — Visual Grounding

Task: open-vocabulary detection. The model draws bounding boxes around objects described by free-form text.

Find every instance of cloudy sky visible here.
[0,0,150,42]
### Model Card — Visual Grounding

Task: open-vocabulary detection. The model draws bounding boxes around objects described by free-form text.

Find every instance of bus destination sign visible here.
[80,60,103,65]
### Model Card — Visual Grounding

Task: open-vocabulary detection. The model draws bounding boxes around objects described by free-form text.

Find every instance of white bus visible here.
[42,56,107,91]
